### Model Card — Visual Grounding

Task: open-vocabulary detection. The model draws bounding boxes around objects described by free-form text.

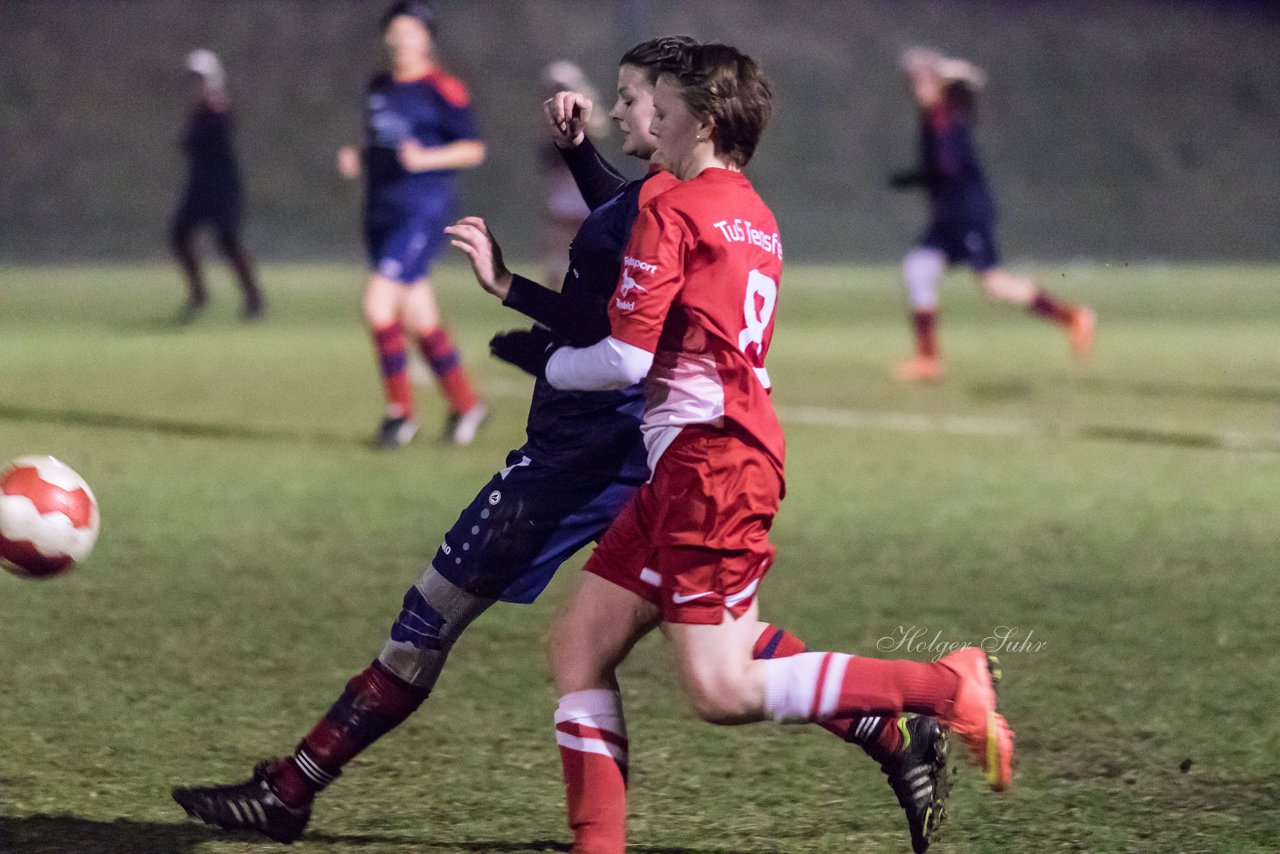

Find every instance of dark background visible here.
[2,0,1277,264]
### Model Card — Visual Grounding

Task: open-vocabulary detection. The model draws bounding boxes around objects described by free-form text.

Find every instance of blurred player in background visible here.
[337,0,487,447]
[539,60,607,285]
[171,37,950,853]
[171,49,265,323]
[536,44,1012,852]
[889,47,1095,382]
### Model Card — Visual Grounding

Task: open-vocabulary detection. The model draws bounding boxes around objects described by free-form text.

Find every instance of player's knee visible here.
[379,569,492,689]
[363,281,398,327]
[679,662,755,724]
[170,224,193,252]
[214,229,241,256]
[683,673,750,724]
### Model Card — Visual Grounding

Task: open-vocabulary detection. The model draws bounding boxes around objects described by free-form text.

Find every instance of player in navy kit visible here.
[171,36,687,844]
[891,47,1095,382]
[170,49,264,323]
[338,1,487,446]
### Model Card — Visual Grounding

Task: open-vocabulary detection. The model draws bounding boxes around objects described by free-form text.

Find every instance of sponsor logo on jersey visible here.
[623,256,658,274]
[619,271,648,299]
[615,270,647,312]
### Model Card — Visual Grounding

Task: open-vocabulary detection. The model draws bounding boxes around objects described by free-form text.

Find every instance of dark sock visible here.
[270,661,428,807]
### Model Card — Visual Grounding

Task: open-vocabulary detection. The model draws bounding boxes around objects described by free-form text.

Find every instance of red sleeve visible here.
[607,199,689,353]
[427,72,471,107]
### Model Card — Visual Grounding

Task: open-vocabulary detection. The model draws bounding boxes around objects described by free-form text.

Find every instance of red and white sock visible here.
[751,625,901,758]
[555,689,628,854]
[762,652,958,722]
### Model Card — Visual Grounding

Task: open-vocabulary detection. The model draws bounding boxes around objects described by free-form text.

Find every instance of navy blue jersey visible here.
[915,104,995,225]
[502,151,673,482]
[362,70,478,213]
[181,105,239,194]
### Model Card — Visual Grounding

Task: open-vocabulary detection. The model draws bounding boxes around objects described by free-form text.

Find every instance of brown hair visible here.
[619,35,697,84]
[663,43,772,168]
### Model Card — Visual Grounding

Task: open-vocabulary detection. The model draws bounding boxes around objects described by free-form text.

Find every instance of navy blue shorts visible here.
[364,198,453,284]
[919,219,1000,272]
[431,450,644,604]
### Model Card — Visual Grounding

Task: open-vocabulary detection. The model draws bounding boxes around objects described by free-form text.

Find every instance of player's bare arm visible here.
[336,145,361,179]
[397,138,486,173]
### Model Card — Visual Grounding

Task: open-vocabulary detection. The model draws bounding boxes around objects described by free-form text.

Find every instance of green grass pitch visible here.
[1,262,1277,853]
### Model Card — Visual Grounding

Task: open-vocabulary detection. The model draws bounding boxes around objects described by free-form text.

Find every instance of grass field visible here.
[1,261,1278,854]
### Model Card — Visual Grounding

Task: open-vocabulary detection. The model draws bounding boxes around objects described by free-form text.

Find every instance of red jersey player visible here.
[533,44,1015,853]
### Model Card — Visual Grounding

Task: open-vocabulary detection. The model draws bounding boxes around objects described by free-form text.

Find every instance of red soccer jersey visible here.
[607,168,785,473]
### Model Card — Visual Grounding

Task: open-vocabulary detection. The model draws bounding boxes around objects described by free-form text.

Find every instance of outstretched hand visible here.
[490,326,557,377]
[445,216,513,300]
[544,90,592,149]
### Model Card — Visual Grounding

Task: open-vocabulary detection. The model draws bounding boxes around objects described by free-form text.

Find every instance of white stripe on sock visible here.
[555,730,628,765]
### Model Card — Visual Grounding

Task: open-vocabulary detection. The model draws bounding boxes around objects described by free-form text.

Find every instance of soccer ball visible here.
[0,456,99,579]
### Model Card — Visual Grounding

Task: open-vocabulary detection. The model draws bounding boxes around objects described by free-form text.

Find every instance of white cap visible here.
[937,58,986,90]
[186,49,225,92]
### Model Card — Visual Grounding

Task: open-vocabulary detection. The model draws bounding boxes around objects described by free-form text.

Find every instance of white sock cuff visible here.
[555,689,626,735]
[555,689,627,764]
[903,247,945,311]
[763,652,852,723]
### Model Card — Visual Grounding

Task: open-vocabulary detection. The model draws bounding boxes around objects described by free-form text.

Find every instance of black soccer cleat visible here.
[881,714,952,853]
[373,415,419,449]
[172,759,311,844]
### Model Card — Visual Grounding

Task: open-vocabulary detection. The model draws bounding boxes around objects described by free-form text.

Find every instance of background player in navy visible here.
[337,1,487,447]
[890,47,1095,382]
[540,60,607,286]
[170,49,264,324]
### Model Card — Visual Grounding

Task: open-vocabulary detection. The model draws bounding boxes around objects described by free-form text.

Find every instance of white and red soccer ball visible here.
[0,456,99,579]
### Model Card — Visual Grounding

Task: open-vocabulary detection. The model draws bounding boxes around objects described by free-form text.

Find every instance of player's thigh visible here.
[549,570,661,695]
[663,599,766,723]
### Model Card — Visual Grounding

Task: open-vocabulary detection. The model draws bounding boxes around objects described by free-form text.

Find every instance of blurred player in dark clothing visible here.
[171,49,264,323]
[539,60,606,286]
[890,47,1094,382]
[337,0,487,448]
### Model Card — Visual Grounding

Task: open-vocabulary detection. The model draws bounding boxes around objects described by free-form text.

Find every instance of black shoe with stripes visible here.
[173,759,311,844]
[881,715,952,853]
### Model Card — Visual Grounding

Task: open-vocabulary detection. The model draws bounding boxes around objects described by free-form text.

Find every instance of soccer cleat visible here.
[937,647,1014,791]
[172,759,311,844]
[893,355,944,383]
[241,295,266,322]
[176,298,208,325]
[445,403,487,446]
[1069,306,1096,361]
[881,715,951,853]
[373,415,419,449]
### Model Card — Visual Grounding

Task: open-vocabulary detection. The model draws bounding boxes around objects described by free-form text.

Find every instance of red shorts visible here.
[583,426,783,625]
